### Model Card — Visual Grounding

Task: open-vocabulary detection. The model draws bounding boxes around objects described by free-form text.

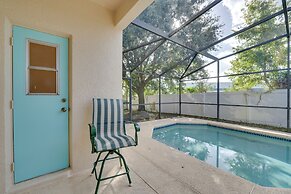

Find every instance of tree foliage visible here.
[123,0,222,110]
[185,81,214,93]
[228,0,287,91]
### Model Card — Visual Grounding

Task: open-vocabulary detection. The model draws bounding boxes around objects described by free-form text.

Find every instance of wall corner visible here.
[114,0,154,30]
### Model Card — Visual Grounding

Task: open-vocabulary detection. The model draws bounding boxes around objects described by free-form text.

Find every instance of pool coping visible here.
[152,118,291,141]
[153,122,291,142]
[131,117,291,193]
[135,117,291,193]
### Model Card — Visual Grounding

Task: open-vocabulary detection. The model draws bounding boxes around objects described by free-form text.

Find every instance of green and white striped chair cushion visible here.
[92,98,136,152]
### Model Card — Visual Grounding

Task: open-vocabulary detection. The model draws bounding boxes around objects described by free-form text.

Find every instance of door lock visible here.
[61,107,67,112]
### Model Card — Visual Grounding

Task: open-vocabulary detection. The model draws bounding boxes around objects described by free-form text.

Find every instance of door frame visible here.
[5,22,72,192]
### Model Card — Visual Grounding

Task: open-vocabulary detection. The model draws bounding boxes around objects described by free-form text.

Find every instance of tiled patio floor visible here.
[11,118,291,194]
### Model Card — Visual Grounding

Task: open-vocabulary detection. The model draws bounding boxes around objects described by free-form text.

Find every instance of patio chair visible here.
[88,98,140,194]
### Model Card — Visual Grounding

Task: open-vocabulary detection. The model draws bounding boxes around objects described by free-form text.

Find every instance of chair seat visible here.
[94,134,136,152]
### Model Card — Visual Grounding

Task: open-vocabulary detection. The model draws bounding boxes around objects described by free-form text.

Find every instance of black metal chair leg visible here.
[117,149,123,167]
[91,152,103,175]
[114,150,132,185]
[95,152,111,194]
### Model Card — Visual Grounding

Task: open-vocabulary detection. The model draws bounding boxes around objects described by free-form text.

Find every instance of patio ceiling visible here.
[90,0,154,29]
[90,0,123,11]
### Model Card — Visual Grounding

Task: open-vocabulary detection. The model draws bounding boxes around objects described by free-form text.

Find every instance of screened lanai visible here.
[122,0,291,132]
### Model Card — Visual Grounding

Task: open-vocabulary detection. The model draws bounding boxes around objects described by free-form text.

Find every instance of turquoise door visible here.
[13,26,69,183]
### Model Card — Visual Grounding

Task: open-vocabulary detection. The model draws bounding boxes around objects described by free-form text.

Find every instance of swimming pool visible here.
[152,123,291,188]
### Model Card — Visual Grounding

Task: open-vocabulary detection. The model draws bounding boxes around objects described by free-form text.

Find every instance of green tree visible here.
[185,81,214,93]
[123,0,222,111]
[228,0,287,91]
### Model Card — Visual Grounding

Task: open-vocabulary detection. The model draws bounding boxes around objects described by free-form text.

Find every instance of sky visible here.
[207,0,244,82]
[197,0,283,83]
[180,0,284,89]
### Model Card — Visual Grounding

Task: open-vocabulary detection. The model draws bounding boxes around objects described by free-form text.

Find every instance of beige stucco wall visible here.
[0,0,128,193]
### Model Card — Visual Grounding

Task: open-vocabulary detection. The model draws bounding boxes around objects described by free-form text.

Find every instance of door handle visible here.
[61,107,67,112]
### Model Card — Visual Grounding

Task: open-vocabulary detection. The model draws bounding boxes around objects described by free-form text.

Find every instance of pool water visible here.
[152,124,291,188]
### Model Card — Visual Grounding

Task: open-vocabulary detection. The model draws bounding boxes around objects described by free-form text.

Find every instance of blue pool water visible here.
[152,123,291,188]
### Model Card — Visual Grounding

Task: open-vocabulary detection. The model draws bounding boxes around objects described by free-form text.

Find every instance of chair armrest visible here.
[124,121,140,145]
[88,124,97,153]
[134,123,141,132]
[133,123,140,145]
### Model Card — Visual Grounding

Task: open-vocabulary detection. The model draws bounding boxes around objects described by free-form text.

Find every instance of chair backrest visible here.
[92,98,125,137]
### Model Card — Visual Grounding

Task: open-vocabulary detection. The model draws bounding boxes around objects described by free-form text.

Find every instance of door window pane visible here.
[29,69,56,93]
[29,42,56,68]
[28,41,58,94]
